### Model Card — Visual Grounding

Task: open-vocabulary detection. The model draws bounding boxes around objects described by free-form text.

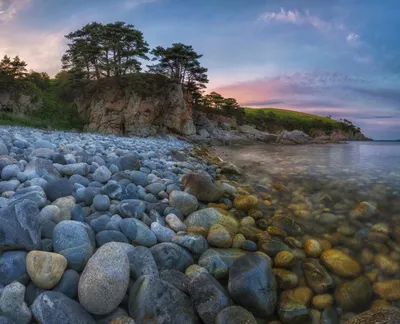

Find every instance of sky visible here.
[1,0,400,139]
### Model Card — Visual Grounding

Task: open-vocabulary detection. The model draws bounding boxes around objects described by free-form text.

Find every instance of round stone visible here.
[44,178,74,201]
[92,166,111,183]
[93,194,111,212]
[169,191,198,216]
[207,224,232,248]
[78,242,130,315]
[320,249,361,278]
[215,306,257,324]
[26,251,67,289]
[304,239,323,258]
[233,195,258,211]
[0,281,31,324]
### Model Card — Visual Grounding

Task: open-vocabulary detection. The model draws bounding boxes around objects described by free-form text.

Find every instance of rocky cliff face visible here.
[75,74,196,137]
[0,85,42,114]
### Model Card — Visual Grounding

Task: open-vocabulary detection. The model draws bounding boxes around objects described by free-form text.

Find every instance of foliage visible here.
[62,21,149,80]
[147,43,208,96]
[0,55,28,79]
[26,71,51,90]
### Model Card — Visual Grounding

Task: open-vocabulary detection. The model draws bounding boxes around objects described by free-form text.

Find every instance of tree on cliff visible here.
[0,55,28,79]
[62,22,149,80]
[147,43,208,94]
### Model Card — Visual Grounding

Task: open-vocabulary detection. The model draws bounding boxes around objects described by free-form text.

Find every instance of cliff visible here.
[0,81,42,114]
[75,74,196,137]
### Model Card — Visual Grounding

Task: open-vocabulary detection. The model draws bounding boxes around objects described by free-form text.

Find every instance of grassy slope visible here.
[243,107,346,135]
[244,107,340,126]
[0,80,84,131]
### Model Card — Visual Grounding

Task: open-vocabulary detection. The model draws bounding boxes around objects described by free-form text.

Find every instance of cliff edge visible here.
[75,74,196,137]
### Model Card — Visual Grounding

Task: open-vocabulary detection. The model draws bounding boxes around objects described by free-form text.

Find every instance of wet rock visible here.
[207,224,232,248]
[0,251,28,286]
[160,269,190,294]
[373,280,400,300]
[280,287,313,306]
[349,201,378,220]
[274,268,299,289]
[169,191,198,216]
[271,216,302,236]
[31,291,95,324]
[43,178,73,201]
[120,218,157,247]
[274,251,296,268]
[119,153,140,171]
[233,195,258,211]
[184,208,239,234]
[198,248,246,279]
[302,258,335,294]
[78,242,130,315]
[215,306,257,324]
[151,222,175,242]
[165,213,187,231]
[0,199,40,251]
[53,220,95,272]
[278,296,312,324]
[189,272,232,324]
[128,275,197,324]
[320,307,339,324]
[304,239,323,258]
[335,276,372,312]
[151,242,194,272]
[172,232,209,254]
[258,239,290,257]
[374,254,400,275]
[52,196,75,223]
[127,246,159,280]
[93,194,110,212]
[320,249,361,278]
[228,253,277,317]
[0,282,31,324]
[312,294,334,310]
[182,171,225,202]
[346,308,400,324]
[95,230,129,246]
[52,269,80,299]
[92,166,111,183]
[26,251,67,289]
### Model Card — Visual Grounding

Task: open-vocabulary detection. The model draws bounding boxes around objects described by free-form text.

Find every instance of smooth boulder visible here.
[128,275,197,324]
[78,242,130,315]
[228,253,277,317]
[0,199,41,251]
[31,291,95,324]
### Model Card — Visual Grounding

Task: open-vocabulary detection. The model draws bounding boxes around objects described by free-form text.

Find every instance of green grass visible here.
[0,78,84,131]
[242,107,350,135]
[244,107,340,125]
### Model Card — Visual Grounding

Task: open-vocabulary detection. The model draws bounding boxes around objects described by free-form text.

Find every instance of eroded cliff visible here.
[75,74,196,137]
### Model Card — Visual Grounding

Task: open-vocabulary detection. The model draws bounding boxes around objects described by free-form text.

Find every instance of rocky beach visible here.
[0,126,399,324]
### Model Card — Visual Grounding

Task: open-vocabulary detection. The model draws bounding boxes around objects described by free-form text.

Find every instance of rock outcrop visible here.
[75,74,196,137]
[0,84,42,114]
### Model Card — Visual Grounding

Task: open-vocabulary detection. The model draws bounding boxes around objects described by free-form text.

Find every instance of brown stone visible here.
[320,249,361,278]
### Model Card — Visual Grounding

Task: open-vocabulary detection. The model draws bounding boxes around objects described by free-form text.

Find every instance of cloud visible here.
[260,8,342,33]
[0,0,30,23]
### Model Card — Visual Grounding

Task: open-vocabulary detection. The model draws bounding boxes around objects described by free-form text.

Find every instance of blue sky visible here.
[1,0,400,139]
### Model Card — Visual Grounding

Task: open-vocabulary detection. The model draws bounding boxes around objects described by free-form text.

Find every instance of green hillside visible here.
[242,107,355,135]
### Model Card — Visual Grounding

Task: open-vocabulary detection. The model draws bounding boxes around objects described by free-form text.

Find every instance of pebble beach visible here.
[0,126,399,324]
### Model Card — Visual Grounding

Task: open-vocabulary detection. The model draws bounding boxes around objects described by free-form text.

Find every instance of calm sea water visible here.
[213,141,400,314]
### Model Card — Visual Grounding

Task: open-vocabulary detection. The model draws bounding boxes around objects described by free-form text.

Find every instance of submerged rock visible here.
[228,253,277,317]
[320,249,361,278]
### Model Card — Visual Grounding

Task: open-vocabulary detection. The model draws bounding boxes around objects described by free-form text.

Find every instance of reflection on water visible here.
[214,142,400,319]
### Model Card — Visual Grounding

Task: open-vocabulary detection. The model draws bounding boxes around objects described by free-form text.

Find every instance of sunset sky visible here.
[1,0,400,139]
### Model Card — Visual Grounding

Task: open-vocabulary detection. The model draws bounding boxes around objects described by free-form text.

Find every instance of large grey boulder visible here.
[78,242,130,315]
[31,291,95,324]
[228,253,277,317]
[0,282,31,324]
[0,251,28,286]
[151,242,194,272]
[53,221,94,271]
[188,272,232,324]
[128,275,198,324]
[0,199,41,251]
